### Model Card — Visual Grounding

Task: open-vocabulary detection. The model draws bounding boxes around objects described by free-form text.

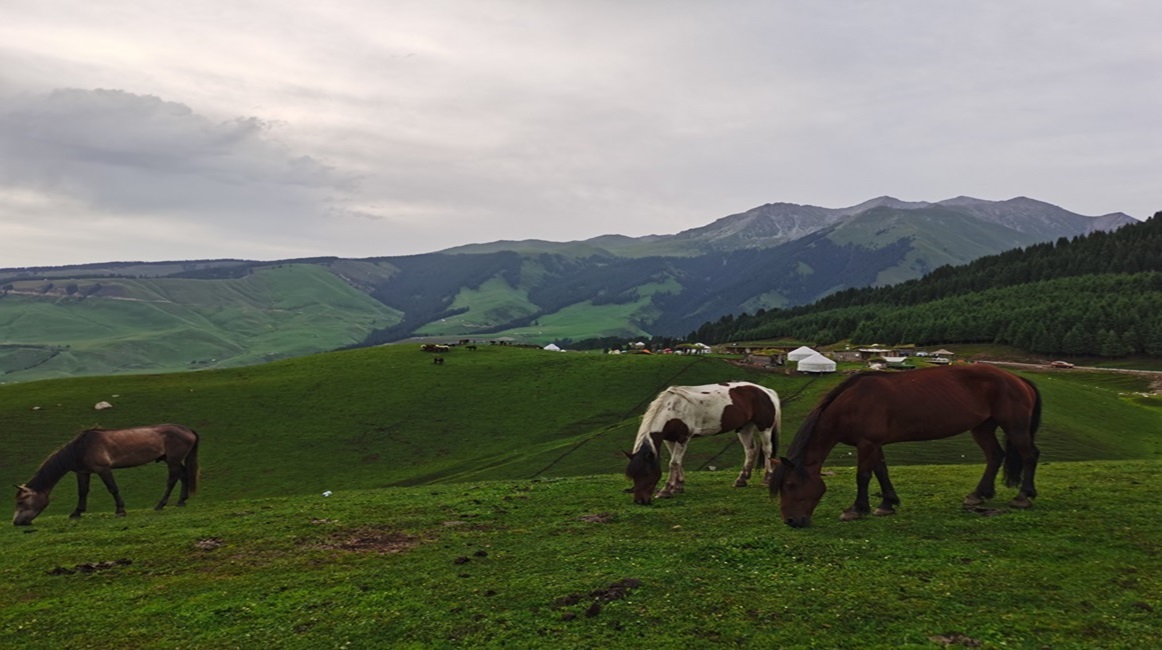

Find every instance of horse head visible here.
[623,448,661,506]
[13,484,48,526]
[769,458,826,528]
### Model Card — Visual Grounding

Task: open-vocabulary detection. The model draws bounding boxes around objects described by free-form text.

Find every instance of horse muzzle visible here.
[784,516,811,528]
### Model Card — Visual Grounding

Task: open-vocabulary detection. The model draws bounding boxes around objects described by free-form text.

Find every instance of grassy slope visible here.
[1,463,1157,648]
[2,347,1159,509]
[1,349,1160,647]
[413,277,539,336]
[0,265,401,382]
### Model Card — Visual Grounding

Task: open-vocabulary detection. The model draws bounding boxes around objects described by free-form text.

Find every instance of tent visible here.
[797,353,836,373]
[543,343,562,352]
[787,346,819,361]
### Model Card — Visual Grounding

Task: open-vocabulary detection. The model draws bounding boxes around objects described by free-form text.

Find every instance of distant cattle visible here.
[421,344,451,353]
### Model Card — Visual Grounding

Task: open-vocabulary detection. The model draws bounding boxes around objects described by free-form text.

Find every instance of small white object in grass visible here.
[322,491,332,497]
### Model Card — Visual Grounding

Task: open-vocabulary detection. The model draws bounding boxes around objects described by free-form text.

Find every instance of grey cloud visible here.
[0,89,350,219]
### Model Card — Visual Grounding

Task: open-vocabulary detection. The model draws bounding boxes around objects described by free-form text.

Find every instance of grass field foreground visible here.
[2,461,1159,648]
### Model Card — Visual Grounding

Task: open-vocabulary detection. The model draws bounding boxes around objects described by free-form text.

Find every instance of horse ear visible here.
[778,457,794,469]
[621,450,633,460]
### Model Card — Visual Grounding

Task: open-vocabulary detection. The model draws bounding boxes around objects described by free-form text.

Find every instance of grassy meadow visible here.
[0,265,402,383]
[1,345,1160,648]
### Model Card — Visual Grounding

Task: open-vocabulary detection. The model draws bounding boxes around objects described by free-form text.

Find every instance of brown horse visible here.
[13,424,200,525]
[770,364,1041,527]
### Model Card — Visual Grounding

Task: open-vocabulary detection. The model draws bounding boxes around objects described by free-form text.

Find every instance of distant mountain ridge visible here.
[440,195,1136,257]
[0,195,1139,381]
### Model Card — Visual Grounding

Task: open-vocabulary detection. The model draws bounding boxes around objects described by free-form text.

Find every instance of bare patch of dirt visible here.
[555,578,643,620]
[194,537,225,550]
[47,558,132,576]
[578,512,615,524]
[319,526,421,554]
[929,632,982,647]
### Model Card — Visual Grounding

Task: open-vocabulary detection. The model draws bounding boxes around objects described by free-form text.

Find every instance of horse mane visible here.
[631,388,676,454]
[25,429,98,492]
[784,372,885,461]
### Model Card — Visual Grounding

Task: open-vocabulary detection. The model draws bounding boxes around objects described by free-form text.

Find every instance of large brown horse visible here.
[13,424,200,525]
[770,364,1041,528]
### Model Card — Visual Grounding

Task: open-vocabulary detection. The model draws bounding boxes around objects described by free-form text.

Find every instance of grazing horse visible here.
[770,364,1041,528]
[625,381,781,505]
[13,424,200,525]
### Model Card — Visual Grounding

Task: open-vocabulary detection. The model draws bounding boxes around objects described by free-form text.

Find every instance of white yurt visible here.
[797,353,837,373]
[787,345,819,362]
[543,343,562,352]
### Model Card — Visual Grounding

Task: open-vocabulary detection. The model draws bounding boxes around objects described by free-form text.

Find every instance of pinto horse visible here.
[625,381,781,505]
[13,424,200,525]
[770,364,1041,528]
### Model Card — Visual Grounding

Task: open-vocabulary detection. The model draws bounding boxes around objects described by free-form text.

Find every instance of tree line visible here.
[688,213,1162,358]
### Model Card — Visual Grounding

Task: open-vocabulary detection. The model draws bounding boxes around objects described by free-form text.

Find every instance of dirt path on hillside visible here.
[980,360,1162,394]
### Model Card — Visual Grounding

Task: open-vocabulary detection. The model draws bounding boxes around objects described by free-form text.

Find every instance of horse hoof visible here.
[733,479,748,488]
[116,512,127,518]
[873,507,896,517]
[69,513,82,520]
[154,506,165,511]
[839,509,865,521]
[1009,497,1033,509]
[963,494,985,507]
[655,491,673,499]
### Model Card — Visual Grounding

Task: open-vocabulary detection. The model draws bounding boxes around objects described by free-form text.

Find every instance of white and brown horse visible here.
[625,381,781,505]
[13,424,200,525]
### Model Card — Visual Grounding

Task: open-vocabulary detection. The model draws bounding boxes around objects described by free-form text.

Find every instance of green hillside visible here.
[0,265,401,383]
[2,347,1160,647]
[3,345,1159,511]
[825,206,1043,286]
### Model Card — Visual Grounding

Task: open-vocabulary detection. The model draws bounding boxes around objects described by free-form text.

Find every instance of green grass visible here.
[2,462,1158,648]
[0,266,401,382]
[3,347,1159,509]
[2,347,1161,647]
[414,278,539,336]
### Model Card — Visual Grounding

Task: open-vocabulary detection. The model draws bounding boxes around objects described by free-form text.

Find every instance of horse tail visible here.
[772,389,783,460]
[1003,378,1042,488]
[185,431,201,496]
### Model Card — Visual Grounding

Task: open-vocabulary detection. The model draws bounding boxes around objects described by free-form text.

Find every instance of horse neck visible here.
[787,410,841,471]
[26,441,85,493]
[632,392,675,453]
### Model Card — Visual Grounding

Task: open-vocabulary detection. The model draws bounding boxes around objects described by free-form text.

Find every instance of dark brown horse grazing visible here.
[13,424,200,525]
[770,364,1041,528]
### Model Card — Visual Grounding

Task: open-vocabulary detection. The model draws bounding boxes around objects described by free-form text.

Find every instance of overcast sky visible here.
[1,1,1158,267]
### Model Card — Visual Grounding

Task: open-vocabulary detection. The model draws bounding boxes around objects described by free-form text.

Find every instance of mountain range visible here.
[0,195,1137,381]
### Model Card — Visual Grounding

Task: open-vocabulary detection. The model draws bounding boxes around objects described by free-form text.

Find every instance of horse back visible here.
[88,424,198,470]
[819,365,1037,444]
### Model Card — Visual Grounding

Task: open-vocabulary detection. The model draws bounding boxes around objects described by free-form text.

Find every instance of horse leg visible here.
[965,424,1004,506]
[1007,433,1041,509]
[176,460,191,506]
[734,429,756,488]
[71,472,91,519]
[872,451,901,516]
[96,469,127,516]
[656,441,684,498]
[156,462,183,510]
[841,443,880,521]
[760,425,775,486]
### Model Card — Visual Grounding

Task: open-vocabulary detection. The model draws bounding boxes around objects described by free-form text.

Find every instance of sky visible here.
[1,1,1159,268]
